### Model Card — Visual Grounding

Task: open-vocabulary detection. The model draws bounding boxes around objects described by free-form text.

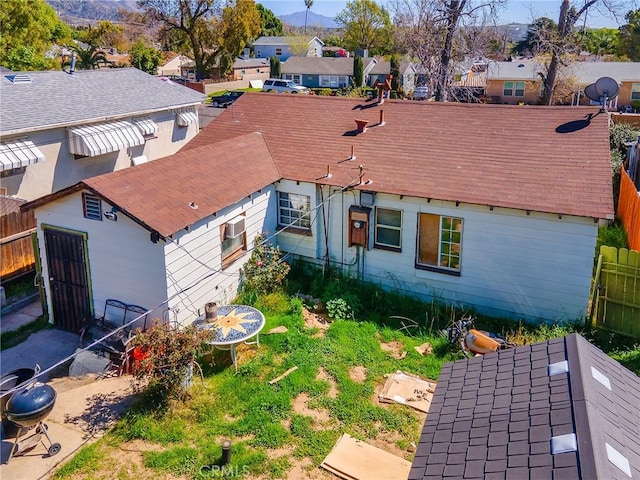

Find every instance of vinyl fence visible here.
[591,245,640,338]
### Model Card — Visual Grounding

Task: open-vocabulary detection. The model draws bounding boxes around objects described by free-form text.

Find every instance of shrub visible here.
[326,298,354,320]
[242,233,290,295]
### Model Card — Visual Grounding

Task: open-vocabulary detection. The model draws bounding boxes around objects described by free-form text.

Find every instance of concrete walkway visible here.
[1,301,43,335]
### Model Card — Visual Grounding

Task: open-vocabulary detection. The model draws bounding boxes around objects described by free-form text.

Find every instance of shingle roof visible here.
[22,133,280,237]
[409,333,640,480]
[0,68,205,136]
[187,93,613,220]
[281,57,377,76]
[0,195,26,215]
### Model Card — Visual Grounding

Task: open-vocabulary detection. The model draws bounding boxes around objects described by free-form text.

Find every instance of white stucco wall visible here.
[294,187,598,323]
[2,111,198,201]
[163,187,277,326]
[34,192,168,324]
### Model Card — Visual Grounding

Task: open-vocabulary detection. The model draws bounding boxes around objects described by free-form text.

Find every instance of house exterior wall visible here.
[254,39,323,62]
[1,111,198,201]
[485,79,541,104]
[163,187,277,326]
[157,56,190,76]
[34,192,168,325]
[301,189,598,323]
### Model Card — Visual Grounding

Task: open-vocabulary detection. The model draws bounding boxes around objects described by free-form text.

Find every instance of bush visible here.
[326,298,354,320]
[241,233,290,295]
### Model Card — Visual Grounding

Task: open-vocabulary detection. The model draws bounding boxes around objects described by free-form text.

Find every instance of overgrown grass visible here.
[53,265,640,479]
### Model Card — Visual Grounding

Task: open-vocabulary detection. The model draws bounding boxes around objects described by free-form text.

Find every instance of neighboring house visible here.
[157,53,193,77]
[281,57,387,88]
[0,68,205,201]
[486,60,640,106]
[452,62,489,101]
[228,57,270,81]
[24,95,614,330]
[21,133,280,331]
[397,62,417,94]
[409,333,640,480]
[253,36,324,62]
[188,94,612,323]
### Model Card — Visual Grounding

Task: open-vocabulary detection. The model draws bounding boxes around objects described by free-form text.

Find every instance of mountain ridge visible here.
[279,10,339,29]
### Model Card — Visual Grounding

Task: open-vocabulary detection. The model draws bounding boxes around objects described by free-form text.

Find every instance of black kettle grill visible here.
[3,380,61,463]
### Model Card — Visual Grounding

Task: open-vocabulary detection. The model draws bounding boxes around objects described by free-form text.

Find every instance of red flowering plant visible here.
[241,233,290,295]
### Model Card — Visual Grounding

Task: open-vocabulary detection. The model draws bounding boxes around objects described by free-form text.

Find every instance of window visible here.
[319,75,349,88]
[283,74,302,84]
[374,208,402,251]
[83,193,102,221]
[503,81,525,97]
[416,213,463,273]
[275,48,283,55]
[278,192,311,230]
[632,83,640,101]
[221,216,246,267]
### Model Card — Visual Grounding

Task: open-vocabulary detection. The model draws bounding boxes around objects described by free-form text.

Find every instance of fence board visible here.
[0,209,36,280]
[593,246,640,338]
[618,170,640,251]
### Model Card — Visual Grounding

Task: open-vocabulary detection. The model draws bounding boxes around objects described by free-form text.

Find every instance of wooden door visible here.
[44,228,92,333]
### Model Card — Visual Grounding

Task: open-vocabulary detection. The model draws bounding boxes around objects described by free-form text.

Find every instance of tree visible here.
[130,39,163,74]
[257,4,283,36]
[541,0,631,105]
[390,0,505,102]
[304,0,314,33]
[335,0,393,54]
[580,27,619,57]
[512,17,557,56]
[65,44,108,70]
[354,56,364,87]
[217,0,261,76]
[270,55,281,77]
[619,9,640,60]
[0,0,71,71]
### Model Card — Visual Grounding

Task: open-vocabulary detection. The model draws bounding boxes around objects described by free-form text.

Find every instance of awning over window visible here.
[177,111,198,127]
[68,121,145,157]
[0,138,45,171]
[134,117,158,136]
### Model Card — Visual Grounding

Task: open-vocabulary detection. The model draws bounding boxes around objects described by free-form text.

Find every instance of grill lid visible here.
[6,384,56,422]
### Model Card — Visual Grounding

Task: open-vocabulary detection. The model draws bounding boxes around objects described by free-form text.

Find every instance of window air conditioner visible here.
[225,216,245,239]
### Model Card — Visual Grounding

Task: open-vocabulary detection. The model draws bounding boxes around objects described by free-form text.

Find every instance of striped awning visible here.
[177,111,198,127]
[0,138,45,171]
[134,117,158,136]
[68,121,145,157]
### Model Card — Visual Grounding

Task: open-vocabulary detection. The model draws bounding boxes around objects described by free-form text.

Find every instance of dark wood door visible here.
[44,229,91,333]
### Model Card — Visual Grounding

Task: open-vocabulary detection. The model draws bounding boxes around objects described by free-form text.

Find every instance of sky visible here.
[261,0,630,28]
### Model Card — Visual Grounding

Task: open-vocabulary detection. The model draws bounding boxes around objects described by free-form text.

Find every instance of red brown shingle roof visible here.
[189,94,613,220]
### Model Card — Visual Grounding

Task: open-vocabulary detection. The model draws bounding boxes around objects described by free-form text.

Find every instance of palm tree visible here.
[304,0,313,34]
[64,44,108,70]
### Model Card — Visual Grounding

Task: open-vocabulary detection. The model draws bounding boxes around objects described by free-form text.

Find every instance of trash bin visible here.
[1,368,37,438]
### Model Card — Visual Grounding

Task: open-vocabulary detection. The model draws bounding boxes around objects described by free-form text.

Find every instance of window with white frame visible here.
[319,75,349,88]
[374,207,402,251]
[278,192,311,230]
[283,74,302,84]
[503,81,525,97]
[416,213,463,273]
[82,193,102,221]
[632,83,640,101]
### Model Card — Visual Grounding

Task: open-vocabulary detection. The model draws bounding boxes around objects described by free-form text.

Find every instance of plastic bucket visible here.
[1,368,37,438]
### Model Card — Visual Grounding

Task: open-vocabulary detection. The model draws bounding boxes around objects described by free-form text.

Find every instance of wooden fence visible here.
[591,246,640,338]
[0,208,36,280]
[618,170,640,251]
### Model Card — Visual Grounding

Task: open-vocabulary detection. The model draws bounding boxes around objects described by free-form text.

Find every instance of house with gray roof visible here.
[486,60,640,106]
[252,36,324,62]
[281,57,389,89]
[0,68,205,201]
[409,333,640,480]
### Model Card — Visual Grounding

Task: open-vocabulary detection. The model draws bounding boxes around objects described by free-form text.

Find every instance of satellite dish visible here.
[584,83,600,102]
[594,77,619,99]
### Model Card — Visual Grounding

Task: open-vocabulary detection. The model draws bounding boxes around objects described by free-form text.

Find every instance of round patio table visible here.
[195,305,265,372]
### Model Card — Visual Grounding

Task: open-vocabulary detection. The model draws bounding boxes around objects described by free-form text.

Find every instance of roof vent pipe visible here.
[349,145,356,161]
[69,52,76,74]
[355,120,368,134]
[378,110,385,126]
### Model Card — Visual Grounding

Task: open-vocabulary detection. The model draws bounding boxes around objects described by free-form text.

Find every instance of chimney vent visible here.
[69,52,76,74]
[355,120,368,134]
[378,110,385,126]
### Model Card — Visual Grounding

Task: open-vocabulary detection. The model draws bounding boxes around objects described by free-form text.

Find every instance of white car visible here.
[262,79,309,94]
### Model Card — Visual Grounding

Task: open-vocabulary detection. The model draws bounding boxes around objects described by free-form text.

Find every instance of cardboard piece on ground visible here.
[378,371,436,413]
[320,433,411,480]
[266,326,288,334]
[413,342,433,356]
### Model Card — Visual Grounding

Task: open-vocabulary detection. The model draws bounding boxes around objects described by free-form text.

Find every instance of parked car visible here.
[262,79,309,94]
[412,86,430,100]
[211,91,245,108]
